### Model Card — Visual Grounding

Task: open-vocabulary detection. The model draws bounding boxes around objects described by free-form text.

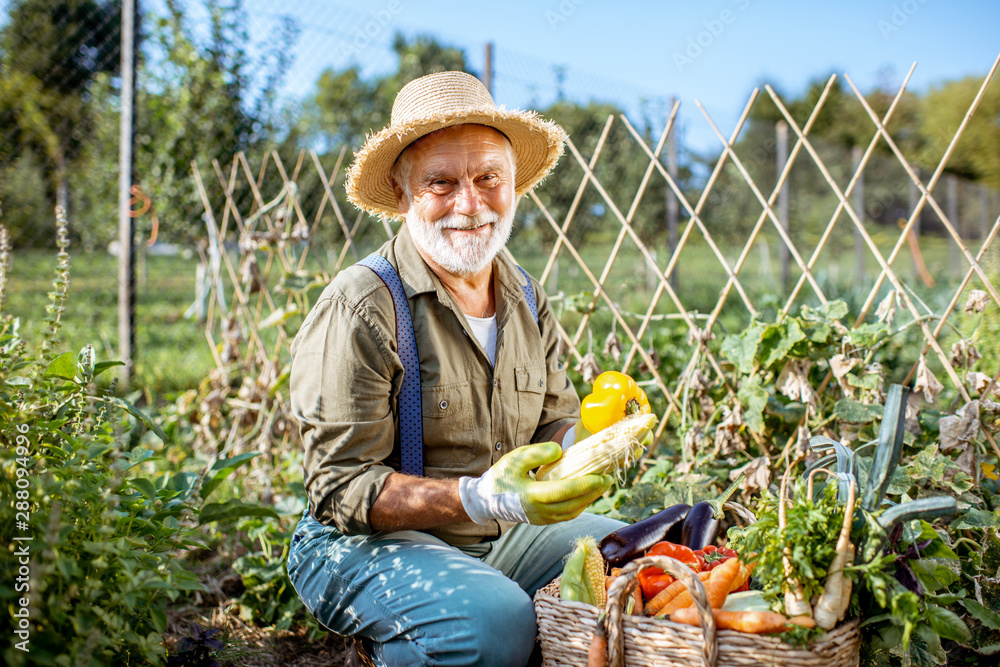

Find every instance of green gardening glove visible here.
[459,442,612,525]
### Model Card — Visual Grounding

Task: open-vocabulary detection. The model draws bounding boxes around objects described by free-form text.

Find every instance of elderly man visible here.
[286,71,624,666]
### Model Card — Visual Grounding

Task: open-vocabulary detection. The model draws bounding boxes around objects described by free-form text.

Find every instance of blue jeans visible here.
[286,510,624,667]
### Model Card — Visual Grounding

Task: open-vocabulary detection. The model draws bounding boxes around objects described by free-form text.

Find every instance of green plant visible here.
[229,515,325,639]
[594,293,1000,665]
[0,215,204,665]
[0,214,277,665]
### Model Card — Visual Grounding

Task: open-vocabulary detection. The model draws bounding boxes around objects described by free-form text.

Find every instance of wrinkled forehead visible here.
[399,124,513,166]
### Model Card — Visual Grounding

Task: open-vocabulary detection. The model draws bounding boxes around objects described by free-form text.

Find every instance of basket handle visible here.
[603,555,718,667]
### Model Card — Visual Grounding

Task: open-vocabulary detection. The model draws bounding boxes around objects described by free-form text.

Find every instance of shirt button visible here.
[439,400,448,410]
[538,379,544,387]
[495,441,502,451]
[492,378,499,387]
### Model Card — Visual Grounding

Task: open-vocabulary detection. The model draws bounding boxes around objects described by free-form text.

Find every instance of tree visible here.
[917,76,1000,189]
[529,99,675,250]
[128,0,299,244]
[0,0,120,245]
[50,0,300,249]
[294,33,472,153]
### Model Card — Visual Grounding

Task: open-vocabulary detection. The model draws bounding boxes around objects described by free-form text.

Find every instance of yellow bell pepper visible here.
[581,371,651,434]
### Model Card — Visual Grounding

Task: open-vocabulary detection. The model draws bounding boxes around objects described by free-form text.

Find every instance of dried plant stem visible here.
[39,206,71,364]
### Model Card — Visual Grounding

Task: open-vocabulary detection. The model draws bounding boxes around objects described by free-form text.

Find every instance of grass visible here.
[509,225,992,329]
[4,247,216,397]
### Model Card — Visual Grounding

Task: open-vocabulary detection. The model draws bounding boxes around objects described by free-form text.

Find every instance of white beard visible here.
[406,205,515,277]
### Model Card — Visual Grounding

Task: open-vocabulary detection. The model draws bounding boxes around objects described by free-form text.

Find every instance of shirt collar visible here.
[392,225,439,298]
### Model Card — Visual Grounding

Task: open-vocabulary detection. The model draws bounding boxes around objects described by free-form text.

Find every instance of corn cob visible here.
[536,412,657,482]
[559,536,607,608]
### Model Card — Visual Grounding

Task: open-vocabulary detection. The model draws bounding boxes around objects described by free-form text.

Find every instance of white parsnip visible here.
[535,413,657,482]
[814,477,857,630]
[779,469,813,619]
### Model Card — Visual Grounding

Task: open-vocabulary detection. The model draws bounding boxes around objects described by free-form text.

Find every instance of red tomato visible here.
[693,545,738,572]
[638,541,702,601]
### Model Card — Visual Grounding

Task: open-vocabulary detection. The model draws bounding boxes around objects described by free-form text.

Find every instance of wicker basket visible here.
[534,550,860,666]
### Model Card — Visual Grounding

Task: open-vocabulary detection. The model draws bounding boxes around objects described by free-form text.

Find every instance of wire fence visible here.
[1,0,998,405]
[0,0,121,247]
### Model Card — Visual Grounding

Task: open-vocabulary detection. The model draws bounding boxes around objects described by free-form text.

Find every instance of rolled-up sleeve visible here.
[289,289,397,535]
[531,283,581,444]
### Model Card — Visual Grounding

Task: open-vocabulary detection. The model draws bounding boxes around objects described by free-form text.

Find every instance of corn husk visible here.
[537,412,657,482]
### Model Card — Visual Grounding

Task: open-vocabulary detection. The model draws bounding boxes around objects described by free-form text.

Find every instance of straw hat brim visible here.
[346,107,566,220]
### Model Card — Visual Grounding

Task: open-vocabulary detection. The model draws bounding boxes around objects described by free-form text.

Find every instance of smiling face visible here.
[391,124,517,278]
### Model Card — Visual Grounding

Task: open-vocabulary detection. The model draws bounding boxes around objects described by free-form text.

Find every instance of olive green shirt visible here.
[289,226,581,546]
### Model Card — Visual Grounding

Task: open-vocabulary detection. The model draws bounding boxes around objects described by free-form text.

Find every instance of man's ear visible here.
[391,179,409,216]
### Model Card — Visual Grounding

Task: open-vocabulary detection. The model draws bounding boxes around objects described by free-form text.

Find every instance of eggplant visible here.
[599,503,691,567]
[679,501,718,551]
[679,474,744,550]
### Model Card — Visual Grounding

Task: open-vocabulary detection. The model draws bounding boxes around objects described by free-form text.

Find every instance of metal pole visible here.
[776,120,789,290]
[484,42,493,97]
[118,0,137,386]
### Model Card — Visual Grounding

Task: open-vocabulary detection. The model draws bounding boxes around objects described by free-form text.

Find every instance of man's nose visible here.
[453,181,484,216]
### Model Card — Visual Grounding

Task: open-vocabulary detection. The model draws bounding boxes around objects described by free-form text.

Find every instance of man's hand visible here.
[459,442,611,525]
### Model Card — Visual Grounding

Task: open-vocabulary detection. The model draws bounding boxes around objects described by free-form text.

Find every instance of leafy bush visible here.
[229,513,326,639]
[0,213,278,665]
[0,215,206,665]
[586,290,1000,665]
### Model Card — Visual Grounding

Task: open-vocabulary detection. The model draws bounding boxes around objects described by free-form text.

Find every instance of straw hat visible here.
[346,71,567,219]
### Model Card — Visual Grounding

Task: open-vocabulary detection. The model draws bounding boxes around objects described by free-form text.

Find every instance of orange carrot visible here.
[728,560,754,593]
[631,582,643,614]
[658,559,739,616]
[670,606,792,634]
[787,615,816,628]
[587,616,609,667]
[606,568,643,615]
[605,568,621,593]
[643,570,712,616]
[702,557,741,609]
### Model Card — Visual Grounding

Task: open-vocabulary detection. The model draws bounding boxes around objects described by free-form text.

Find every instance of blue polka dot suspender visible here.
[358,254,538,477]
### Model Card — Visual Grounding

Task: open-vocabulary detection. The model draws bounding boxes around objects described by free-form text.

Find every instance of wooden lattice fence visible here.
[190,57,1000,483]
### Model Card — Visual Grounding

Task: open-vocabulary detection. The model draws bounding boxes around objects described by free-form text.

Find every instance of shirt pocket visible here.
[514,365,547,444]
[421,382,477,468]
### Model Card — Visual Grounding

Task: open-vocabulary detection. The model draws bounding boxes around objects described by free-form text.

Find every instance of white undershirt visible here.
[466,313,577,451]
[465,314,498,366]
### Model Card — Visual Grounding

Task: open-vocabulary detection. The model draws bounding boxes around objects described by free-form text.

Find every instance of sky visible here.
[246,0,1000,154]
[2,0,994,153]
